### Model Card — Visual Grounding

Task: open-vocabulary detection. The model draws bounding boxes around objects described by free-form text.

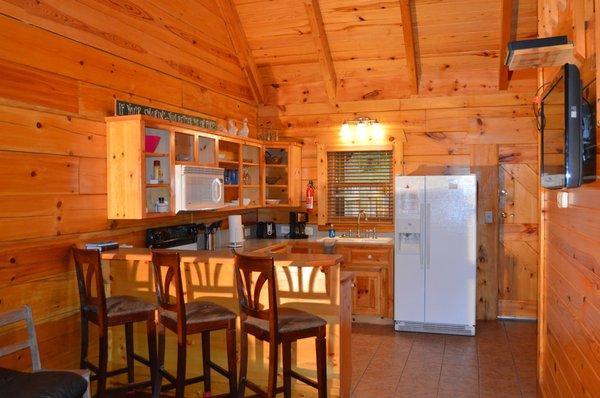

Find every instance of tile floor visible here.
[108,320,537,397]
[351,321,537,398]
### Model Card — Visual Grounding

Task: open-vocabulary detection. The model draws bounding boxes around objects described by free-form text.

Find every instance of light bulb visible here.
[340,122,352,140]
[356,121,367,139]
[371,121,384,141]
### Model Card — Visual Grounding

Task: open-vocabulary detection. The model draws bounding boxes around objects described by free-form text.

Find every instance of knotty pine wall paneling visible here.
[258,90,540,321]
[538,0,600,396]
[0,1,258,371]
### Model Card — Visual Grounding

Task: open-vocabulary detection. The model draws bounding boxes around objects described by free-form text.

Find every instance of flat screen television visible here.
[540,64,596,189]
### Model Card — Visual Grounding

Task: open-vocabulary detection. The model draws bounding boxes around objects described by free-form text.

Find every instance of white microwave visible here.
[175,165,225,212]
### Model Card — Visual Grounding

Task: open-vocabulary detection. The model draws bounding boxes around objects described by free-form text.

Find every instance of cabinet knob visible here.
[368,254,372,259]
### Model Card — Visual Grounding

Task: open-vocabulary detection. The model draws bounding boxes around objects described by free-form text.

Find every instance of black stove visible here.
[146,224,200,248]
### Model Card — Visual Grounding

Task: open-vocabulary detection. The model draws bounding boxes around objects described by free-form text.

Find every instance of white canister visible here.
[228,215,244,247]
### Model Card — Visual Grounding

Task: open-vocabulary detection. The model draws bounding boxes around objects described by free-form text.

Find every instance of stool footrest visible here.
[209,361,229,378]
[290,370,318,388]
[244,379,285,396]
[105,380,153,393]
[158,367,177,384]
[159,374,205,391]
[132,353,150,367]
[88,366,129,380]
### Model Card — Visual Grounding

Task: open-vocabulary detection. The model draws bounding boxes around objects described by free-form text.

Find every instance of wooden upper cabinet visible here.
[264,142,302,207]
[107,116,175,219]
[106,115,301,219]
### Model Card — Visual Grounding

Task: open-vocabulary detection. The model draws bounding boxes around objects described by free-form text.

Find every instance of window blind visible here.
[327,150,393,224]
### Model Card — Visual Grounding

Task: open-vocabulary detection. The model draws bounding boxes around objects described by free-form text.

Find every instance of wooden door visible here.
[498,160,539,319]
[351,268,382,316]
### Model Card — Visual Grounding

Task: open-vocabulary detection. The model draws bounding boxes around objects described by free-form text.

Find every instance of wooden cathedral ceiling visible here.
[230,0,538,105]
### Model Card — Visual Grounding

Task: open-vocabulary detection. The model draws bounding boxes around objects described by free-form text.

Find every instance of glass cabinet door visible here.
[175,132,195,162]
[198,135,216,166]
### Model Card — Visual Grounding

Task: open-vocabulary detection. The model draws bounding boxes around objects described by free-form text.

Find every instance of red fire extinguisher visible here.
[306,180,315,211]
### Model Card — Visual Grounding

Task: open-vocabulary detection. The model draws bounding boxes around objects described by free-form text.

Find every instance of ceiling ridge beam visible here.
[399,0,418,95]
[304,0,337,103]
[498,0,514,90]
[217,0,265,105]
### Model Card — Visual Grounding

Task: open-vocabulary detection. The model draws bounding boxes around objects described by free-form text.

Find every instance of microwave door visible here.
[211,177,223,204]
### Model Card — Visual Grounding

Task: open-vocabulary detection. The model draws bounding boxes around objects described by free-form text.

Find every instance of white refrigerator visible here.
[394,175,477,336]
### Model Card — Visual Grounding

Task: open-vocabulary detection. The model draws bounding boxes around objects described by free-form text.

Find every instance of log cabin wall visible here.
[0,1,258,370]
[248,0,540,321]
[537,0,600,396]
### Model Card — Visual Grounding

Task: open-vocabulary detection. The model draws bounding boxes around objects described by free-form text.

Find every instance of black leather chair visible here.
[0,305,89,398]
[0,367,88,398]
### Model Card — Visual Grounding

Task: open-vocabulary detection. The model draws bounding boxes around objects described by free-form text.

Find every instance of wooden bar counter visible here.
[100,244,352,397]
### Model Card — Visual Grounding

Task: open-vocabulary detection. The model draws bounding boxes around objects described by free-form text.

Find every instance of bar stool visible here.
[234,252,328,398]
[150,251,237,398]
[72,248,159,398]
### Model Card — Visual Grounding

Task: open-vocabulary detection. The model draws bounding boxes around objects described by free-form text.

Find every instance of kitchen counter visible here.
[101,246,343,268]
[100,242,352,397]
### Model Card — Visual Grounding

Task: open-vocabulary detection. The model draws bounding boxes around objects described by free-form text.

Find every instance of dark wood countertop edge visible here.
[100,247,344,268]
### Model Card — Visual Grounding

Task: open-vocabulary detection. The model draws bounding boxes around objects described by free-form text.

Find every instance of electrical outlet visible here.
[484,211,493,224]
[244,227,251,238]
[281,225,290,234]
[305,226,314,236]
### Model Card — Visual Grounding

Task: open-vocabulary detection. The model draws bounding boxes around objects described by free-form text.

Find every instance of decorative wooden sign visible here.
[115,100,217,130]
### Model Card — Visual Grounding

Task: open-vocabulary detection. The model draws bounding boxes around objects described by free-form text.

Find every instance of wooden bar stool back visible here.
[234,252,328,398]
[72,248,159,398]
[151,251,237,398]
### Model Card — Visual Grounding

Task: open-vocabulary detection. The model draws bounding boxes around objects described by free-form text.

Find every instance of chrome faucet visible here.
[357,210,367,238]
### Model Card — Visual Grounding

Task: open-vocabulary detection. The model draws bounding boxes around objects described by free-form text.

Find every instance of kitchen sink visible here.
[317,237,393,244]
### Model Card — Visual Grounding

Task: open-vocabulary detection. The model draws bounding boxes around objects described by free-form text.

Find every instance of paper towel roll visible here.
[228,215,244,247]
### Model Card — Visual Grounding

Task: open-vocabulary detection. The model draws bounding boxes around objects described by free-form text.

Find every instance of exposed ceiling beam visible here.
[217,0,265,104]
[498,0,514,90]
[304,0,337,103]
[399,0,418,95]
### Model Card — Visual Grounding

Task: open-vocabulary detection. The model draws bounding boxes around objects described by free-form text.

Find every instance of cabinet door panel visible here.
[351,268,382,316]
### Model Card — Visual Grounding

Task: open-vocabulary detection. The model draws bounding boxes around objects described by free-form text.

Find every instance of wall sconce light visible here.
[339,118,384,142]
[557,191,570,208]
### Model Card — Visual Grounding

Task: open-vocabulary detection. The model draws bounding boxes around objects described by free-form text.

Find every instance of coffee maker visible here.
[289,211,308,239]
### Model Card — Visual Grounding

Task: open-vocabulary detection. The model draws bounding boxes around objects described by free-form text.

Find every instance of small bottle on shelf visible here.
[153,160,163,183]
[328,224,336,238]
[155,197,169,213]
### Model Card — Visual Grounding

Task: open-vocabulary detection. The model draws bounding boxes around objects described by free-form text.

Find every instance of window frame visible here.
[317,144,396,228]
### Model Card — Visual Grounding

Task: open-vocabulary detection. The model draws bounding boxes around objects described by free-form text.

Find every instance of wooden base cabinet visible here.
[345,246,393,320]
[283,242,394,320]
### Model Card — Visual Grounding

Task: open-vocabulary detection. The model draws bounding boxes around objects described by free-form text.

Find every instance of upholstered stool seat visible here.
[245,307,327,340]
[0,367,87,398]
[105,295,157,320]
[161,301,236,328]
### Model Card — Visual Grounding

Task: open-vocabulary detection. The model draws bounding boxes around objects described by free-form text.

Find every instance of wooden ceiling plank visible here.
[304,0,337,103]
[499,0,514,90]
[399,0,418,94]
[217,0,265,104]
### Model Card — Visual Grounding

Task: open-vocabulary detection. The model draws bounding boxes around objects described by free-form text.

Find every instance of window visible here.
[326,149,394,224]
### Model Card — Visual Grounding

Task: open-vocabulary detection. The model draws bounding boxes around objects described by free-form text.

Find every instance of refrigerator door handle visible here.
[426,203,431,268]
[419,204,425,268]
